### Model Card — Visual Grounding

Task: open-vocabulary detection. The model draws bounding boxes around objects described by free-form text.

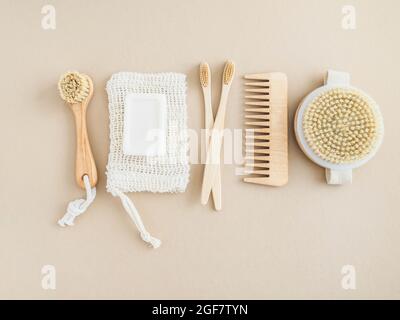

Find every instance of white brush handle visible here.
[324,70,350,87]
[203,87,222,211]
[326,169,352,185]
[201,85,230,205]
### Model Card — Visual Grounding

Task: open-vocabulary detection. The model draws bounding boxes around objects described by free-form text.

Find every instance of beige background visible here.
[0,0,399,299]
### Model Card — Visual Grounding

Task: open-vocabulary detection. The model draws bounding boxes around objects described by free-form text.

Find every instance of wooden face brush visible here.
[295,70,384,184]
[58,71,97,189]
[243,72,289,186]
[201,61,235,206]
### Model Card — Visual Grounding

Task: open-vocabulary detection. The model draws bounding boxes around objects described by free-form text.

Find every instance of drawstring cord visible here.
[58,175,96,227]
[58,176,160,249]
[111,189,161,249]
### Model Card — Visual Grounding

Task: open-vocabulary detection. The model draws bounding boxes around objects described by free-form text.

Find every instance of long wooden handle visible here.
[201,137,222,205]
[203,87,222,211]
[201,86,230,205]
[71,103,97,189]
[211,166,222,210]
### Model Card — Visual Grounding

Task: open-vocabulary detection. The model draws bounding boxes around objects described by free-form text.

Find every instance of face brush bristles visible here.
[303,88,379,164]
[243,72,288,187]
[58,71,90,104]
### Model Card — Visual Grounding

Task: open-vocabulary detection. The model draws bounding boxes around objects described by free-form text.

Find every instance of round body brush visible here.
[57,71,97,226]
[295,70,384,184]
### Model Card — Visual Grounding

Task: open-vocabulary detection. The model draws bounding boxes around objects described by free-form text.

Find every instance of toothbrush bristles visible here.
[223,61,235,85]
[199,62,210,88]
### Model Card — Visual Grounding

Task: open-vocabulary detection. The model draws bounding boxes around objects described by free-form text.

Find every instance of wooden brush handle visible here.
[203,87,222,211]
[201,86,230,205]
[71,103,97,189]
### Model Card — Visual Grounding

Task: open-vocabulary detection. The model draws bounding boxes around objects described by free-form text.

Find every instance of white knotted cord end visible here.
[140,232,162,249]
[112,189,161,249]
[58,175,96,227]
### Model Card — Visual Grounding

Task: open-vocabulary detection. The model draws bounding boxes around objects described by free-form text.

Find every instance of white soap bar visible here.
[123,93,167,156]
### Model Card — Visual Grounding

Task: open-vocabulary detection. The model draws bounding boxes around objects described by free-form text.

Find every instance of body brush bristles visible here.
[303,88,380,164]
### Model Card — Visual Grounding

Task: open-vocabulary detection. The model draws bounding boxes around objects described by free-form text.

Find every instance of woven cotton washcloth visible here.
[106,72,190,248]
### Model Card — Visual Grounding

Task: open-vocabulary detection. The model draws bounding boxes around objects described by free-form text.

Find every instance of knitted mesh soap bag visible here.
[106,72,190,248]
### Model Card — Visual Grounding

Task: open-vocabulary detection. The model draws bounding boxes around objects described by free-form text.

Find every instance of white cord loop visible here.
[58,175,96,227]
[111,189,161,249]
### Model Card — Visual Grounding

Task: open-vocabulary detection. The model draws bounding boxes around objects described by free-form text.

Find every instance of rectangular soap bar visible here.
[123,93,167,156]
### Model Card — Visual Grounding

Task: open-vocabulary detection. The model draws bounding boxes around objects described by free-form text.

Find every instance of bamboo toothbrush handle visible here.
[212,166,222,210]
[204,89,213,132]
[71,103,97,189]
[203,88,222,211]
[201,136,222,205]
[201,87,230,205]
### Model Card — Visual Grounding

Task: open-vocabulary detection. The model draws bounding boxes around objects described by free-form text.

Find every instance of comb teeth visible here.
[245,81,270,87]
[245,101,270,106]
[243,72,288,187]
[245,88,270,93]
[245,94,270,100]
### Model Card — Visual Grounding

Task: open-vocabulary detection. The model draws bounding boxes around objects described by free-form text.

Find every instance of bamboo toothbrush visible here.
[199,62,222,211]
[58,71,97,189]
[201,61,235,205]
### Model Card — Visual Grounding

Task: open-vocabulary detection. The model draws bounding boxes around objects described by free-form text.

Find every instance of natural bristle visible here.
[199,63,209,88]
[223,61,235,85]
[303,88,379,164]
[58,71,90,104]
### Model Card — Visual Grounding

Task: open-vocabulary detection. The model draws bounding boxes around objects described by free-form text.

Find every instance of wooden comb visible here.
[243,72,288,186]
